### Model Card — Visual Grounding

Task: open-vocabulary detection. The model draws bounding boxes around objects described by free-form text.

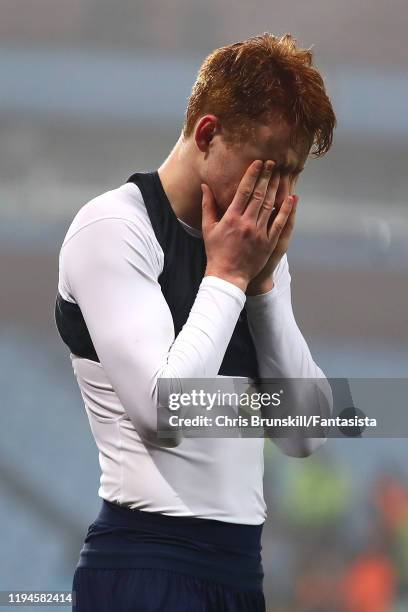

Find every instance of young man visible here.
[55,32,336,612]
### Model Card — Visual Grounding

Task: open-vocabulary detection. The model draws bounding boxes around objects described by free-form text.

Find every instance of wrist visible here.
[204,267,248,292]
[246,277,274,296]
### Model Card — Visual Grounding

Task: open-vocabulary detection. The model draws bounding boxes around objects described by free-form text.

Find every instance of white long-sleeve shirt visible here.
[57,180,331,524]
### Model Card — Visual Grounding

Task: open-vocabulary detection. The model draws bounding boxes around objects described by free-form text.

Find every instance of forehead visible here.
[243,118,310,170]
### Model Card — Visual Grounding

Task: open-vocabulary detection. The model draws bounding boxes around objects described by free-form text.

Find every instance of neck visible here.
[157,134,203,231]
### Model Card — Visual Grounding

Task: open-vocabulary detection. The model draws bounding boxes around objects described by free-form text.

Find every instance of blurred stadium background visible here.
[0,1,407,610]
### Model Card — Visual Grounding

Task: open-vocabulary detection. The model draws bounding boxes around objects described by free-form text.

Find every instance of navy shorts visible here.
[72,499,265,612]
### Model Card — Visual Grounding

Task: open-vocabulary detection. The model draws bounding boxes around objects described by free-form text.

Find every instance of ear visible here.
[194,115,219,153]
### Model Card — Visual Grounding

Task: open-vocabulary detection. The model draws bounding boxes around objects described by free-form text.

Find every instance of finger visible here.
[242,160,276,221]
[228,160,264,215]
[267,195,295,243]
[267,192,298,232]
[270,194,298,243]
[256,169,281,229]
[201,183,219,233]
[284,194,299,232]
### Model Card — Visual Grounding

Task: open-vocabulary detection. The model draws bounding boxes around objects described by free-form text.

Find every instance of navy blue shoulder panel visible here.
[55,291,98,361]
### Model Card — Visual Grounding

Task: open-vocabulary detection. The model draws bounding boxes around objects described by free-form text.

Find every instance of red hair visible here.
[182,32,336,157]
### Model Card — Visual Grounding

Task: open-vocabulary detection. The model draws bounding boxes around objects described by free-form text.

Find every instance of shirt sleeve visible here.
[245,254,333,457]
[60,217,246,444]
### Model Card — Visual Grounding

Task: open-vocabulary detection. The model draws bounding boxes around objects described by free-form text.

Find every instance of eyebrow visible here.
[260,153,304,174]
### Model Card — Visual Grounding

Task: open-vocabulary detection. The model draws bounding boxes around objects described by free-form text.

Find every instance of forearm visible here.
[245,257,333,456]
[246,287,324,379]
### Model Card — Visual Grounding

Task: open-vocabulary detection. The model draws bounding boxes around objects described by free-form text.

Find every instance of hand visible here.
[201,160,295,292]
[246,192,299,296]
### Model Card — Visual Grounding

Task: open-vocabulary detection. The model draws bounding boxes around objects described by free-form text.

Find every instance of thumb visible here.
[201,183,219,233]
